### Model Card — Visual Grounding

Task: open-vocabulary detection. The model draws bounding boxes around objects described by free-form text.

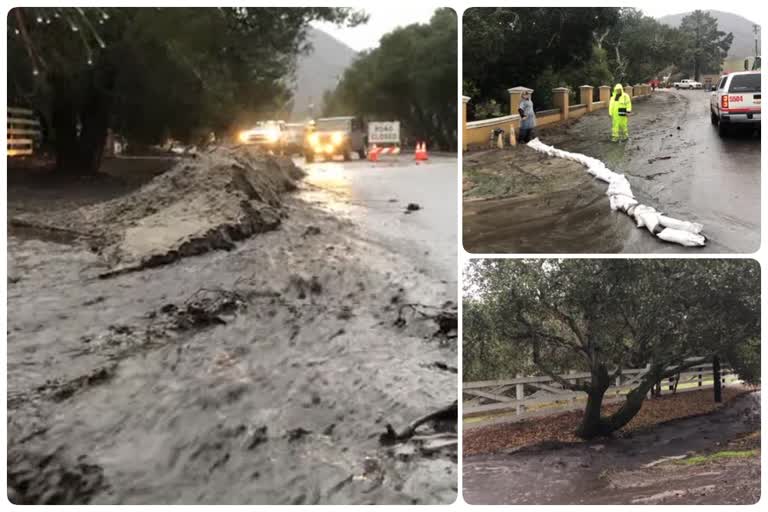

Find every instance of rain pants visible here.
[608,84,632,141]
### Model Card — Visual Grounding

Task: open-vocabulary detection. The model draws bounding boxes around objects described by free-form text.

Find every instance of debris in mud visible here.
[302,225,322,237]
[170,288,248,330]
[380,401,458,445]
[288,274,323,299]
[394,303,458,339]
[404,203,421,214]
[7,448,107,504]
[244,425,269,450]
[286,427,312,441]
[647,156,672,164]
[12,147,304,276]
[36,364,118,402]
[422,361,458,374]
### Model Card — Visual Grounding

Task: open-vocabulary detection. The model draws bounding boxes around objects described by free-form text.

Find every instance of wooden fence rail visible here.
[7,107,42,157]
[463,361,737,420]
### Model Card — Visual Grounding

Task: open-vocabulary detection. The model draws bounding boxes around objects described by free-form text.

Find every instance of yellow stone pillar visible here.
[552,87,570,121]
[508,86,533,116]
[462,96,470,151]
[579,85,594,112]
[599,85,611,105]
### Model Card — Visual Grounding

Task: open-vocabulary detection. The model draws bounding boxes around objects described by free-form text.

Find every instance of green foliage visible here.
[676,10,734,80]
[8,7,365,148]
[463,7,620,114]
[463,7,734,112]
[323,9,457,150]
[464,259,760,384]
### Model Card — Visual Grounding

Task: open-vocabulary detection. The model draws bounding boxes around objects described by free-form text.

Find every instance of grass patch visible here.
[677,450,758,465]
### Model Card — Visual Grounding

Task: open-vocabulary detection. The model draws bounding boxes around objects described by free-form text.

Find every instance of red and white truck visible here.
[710,71,761,137]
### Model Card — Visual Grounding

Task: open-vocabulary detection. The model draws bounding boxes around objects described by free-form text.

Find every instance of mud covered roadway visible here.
[463,89,760,253]
[463,391,760,505]
[6,152,458,504]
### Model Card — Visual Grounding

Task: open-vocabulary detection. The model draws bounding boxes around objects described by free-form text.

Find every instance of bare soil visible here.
[463,390,760,505]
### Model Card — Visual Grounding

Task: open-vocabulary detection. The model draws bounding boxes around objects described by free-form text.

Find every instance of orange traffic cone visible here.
[415,142,429,161]
[368,144,379,162]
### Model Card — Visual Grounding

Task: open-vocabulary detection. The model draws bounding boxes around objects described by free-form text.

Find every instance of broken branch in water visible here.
[379,401,457,445]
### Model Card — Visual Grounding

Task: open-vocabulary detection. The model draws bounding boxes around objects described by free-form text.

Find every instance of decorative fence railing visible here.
[7,107,42,157]
[463,361,738,420]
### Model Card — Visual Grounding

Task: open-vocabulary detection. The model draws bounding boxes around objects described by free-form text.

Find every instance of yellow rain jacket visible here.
[609,84,632,140]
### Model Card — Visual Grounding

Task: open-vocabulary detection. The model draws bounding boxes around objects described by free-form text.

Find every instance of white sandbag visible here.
[656,227,706,247]
[606,175,634,199]
[632,205,660,233]
[526,138,706,247]
[609,194,638,212]
[658,215,703,235]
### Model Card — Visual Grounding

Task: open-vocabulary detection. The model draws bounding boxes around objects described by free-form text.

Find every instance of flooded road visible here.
[300,155,458,281]
[463,391,760,505]
[463,90,760,253]
[7,156,458,504]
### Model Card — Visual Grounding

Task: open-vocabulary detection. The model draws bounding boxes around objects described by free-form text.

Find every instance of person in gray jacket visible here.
[518,91,536,143]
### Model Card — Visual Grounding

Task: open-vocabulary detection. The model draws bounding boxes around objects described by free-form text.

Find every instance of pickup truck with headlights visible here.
[304,116,366,162]
[238,120,285,153]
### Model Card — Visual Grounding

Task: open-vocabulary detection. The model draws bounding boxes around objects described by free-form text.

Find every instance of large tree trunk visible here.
[50,68,115,176]
[52,80,81,174]
[574,364,612,439]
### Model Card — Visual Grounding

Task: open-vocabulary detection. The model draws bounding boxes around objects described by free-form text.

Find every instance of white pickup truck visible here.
[673,79,703,90]
[710,71,761,137]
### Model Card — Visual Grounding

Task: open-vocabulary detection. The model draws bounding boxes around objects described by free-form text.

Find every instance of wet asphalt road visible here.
[614,89,760,253]
[299,154,458,284]
[556,89,761,253]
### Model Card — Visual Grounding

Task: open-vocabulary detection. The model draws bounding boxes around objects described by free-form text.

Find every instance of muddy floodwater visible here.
[463,391,760,505]
[6,156,458,504]
[464,90,760,253]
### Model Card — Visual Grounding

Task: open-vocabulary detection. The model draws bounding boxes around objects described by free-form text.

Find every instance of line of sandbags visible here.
[526,138,706,247]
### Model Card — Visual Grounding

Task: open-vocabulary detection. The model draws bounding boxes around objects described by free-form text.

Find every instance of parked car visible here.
[710,71,761,137]
[304,116,366,162]
[673,79,703,90]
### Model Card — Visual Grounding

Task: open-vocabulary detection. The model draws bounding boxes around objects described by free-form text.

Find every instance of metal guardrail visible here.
[464,362,737,420]
[7,107,42,157]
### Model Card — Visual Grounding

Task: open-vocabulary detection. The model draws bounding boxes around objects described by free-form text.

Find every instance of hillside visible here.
[658,10,760,58]
[291,27,357,120]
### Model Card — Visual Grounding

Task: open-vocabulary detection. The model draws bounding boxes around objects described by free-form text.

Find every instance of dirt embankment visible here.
[10,148,304,276]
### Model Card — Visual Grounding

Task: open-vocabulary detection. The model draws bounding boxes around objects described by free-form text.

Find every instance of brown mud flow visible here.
[463,90,759,253]
[7,149,457,504]
[463,391,760,505]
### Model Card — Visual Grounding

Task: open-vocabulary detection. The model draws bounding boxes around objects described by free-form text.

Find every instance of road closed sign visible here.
[368,121,400,144]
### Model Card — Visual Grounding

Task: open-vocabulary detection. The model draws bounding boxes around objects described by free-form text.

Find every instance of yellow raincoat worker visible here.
[608,83,632,141]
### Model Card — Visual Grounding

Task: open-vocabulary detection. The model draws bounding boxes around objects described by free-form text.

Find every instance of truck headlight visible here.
[267,130,280,143]
[239,131,251,143]
[331,132,344,145]
[308,133,319,145]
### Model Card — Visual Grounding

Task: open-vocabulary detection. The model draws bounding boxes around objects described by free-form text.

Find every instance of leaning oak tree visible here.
[467,259,760,439]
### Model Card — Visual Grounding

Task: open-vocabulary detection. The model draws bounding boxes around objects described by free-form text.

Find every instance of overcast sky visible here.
[312,6,441,52]
[638,6,760,24]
